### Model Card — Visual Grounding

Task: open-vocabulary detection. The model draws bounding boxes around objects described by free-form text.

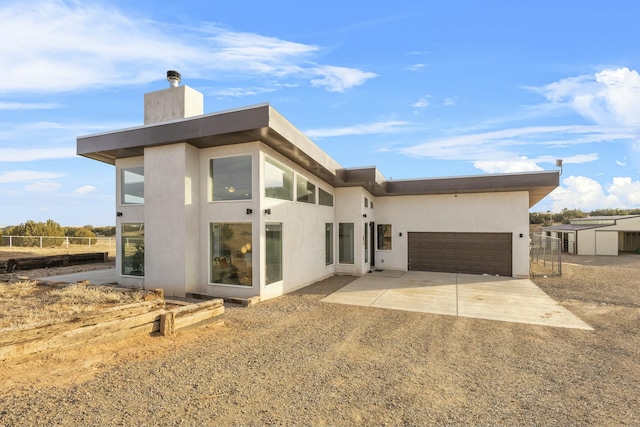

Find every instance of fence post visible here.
[40,236,43,248]
[9,236,12,247]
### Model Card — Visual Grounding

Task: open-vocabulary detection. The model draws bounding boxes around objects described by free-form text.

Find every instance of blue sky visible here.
[1,0,639,226]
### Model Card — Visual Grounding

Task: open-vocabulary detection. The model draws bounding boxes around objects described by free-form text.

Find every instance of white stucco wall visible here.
[144,143,199,297]
[372,191,531,277]
[259,146,337,300]
[334,187,375,276]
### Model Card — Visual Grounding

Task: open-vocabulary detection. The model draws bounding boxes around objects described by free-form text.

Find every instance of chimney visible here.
[144,70,204,125]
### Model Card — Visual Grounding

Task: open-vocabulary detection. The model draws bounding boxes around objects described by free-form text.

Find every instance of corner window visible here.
[325,223,334,265]
[266,223,283,285]
[210,223,253,286]
[319,188,334,207]
[265,157,294,201]
[210,155,252,201]
[122,223,144,276]
[121,167,144,204]
[296,176,316,204]
[364,223,369,263]
[377,224,392,250]
[339,223,354,264]
[364,197,368,208]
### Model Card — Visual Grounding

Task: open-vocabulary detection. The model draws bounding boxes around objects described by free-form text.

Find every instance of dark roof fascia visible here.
[378,171,559,207]
[543,224,607,231]
[77,103,558,205]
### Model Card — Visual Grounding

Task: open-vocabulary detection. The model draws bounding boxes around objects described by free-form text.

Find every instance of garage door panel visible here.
[408,232,512,276]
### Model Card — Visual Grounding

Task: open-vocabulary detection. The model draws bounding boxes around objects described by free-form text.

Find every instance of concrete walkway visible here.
[37,268,118,285]
[322,270,593,330]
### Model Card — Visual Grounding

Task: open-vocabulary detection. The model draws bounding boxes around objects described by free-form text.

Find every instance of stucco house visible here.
[77,72,559,300]
[543,215,640,255]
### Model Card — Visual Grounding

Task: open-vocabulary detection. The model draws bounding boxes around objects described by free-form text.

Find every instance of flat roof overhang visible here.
[77,103,559,207]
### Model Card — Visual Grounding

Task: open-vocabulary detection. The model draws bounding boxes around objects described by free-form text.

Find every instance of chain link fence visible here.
[530,233,562,277]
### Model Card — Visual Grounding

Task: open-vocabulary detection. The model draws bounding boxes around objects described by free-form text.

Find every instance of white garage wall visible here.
[372,191,531,277]
[595,231,618,256]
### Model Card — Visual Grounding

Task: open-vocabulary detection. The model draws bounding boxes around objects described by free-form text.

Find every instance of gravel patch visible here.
[1,255,638,426]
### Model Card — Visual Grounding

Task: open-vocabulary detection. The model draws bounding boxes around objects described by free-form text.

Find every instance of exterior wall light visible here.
[116,212,123,217]
[264,209,271,215]
[246,209,253,215]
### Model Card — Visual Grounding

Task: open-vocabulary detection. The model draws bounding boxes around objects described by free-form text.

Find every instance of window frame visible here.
[338,222,355,264]
[209,222,253,287]
[325,223,334,266]
[121,222,144,277]
[264,156,294,201]
[121,166,145,205]
[296,174,316,204]
[318,188,334,207]
[377,224,393,251]
[209,155,253,202]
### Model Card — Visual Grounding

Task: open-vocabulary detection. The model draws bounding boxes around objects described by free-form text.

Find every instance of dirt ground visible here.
[0,254,638,426]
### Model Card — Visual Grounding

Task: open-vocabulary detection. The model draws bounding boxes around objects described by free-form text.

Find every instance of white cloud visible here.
[310,65,377,92]
[532,67,640,127]
[305,120,408,138]
[75,185,97,195]
[474,158,543,174]
[0,170,66,183]
[443,98,455,106]
[399,125,632,170]
[25,181,62,192]
[0,102,60,110]
[411,97,430,109]
[550,175,640,211]
[1,1,374,94]
[0,147,76,162]
[405,64,426,71]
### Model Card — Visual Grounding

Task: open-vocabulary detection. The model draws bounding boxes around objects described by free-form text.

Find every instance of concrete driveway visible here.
[322,270,592,330]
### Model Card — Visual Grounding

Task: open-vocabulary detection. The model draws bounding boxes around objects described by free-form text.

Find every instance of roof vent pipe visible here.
[167,70,181,88]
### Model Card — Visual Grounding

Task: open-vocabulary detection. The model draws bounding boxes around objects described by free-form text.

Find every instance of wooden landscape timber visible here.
[0,292,225,362]
[0,252,109,274]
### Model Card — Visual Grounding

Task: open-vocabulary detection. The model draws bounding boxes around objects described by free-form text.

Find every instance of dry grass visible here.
[0,281,144,332]
[0,243,116,259]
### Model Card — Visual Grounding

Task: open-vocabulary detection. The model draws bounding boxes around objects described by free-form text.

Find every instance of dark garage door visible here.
[408,232,512,276]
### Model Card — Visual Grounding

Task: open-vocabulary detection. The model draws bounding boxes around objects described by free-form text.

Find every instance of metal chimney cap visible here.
[167,70,181,87]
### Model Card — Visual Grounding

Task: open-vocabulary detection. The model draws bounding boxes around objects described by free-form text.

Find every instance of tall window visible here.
[325,223,334,265]
[265,157,294,200]
[296,175,316,204]
[377,224,392,250]
[266,223,283,285]
[210,155,252,201]
[339,223,354,264]
[364,223,369,263]
[210,223,253,286]
[318,188,334,207]
[122,223,144,276]
[121,167,144,204]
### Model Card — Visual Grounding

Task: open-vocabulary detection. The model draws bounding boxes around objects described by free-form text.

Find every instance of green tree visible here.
[10,219,65,247]
[555,208,587,224]
[72,227,97,245]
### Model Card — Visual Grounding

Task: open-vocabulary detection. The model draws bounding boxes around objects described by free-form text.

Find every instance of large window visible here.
[377,224,392,250]
[210,155,252,201]
[296,175,316,204]
[122,223,144,276]
[210,223,253,286]
[325,223,334,265]
[319,188,334,207]
[339,223,354,264]
[121,167,144,204]
[266,223,283,285]
[364,223,369,263]
[264,157,294,201]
